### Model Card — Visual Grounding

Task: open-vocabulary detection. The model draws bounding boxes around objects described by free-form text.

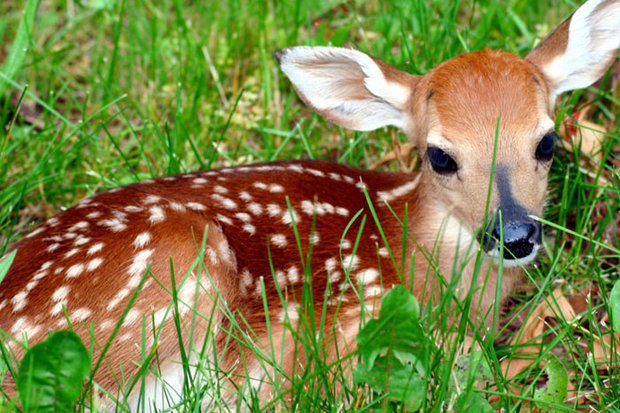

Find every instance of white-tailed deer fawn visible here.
[1,0,619,410]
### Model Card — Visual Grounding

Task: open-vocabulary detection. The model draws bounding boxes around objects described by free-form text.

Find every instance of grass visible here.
[0,0,619,411]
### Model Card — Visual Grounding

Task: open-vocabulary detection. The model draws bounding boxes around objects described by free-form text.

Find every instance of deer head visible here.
[275,0,619,268]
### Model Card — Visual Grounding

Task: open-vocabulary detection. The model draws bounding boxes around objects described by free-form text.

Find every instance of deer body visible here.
[1,160,511,408]
[1,0,618,410]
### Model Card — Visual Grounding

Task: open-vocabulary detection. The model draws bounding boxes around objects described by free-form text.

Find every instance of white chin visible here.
[486,244,540,268]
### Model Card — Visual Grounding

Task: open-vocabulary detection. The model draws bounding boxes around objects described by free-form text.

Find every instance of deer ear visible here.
[275,46,419,131]
[527,0,620,102]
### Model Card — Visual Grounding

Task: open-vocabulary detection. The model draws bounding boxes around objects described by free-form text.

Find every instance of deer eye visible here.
[427,147,458,175]
[535,132,557,162]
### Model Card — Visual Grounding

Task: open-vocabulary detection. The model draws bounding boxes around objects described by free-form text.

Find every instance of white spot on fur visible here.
[64,248,79,259]
[211,194,238,210]
[87,257,104,271]
[247,202,263,216]
[269,184,284,193]
[356,268,379,285]
[11,317,41,338]
[271,234,287,248]
[143,195,161,205]
[124,205,143,213]
[336,207,349,216]
[129,249,154,278]
[206,247,218,265]
[243,223,256,235]
[239,191,253,201]
[378,247,389,257]
[281,208,300,226]
[74,236,90,246]
[343,254,360,271]
[107,288,130,311]
[309,232,320,245]
[47,243,61,252]
[377,176,421,202]
[69,221,89,232]
[364,285,383,298]
[287,164,304,173]
[47,217,59,227]
[214,185,228,194]
[148,206,166,224]
[122,309,141,327]
[25,280,39,291]
[169,202,186,212]
[11,291,27,312]
[88,242,104,255]
[134,232,152,249]
[287,266,300,283]
[98,218,127,232]
[216,213,233,225]
[26,227,45,238]
[52,286,70,302]
[71,308,92,322]
[86,211,102,219]
[267,204,281,217]
[235,212,252,222]
[187,202,207,211]
[306,168,325,177]
[193,177,208,185]
[325,258,337,273]
[341,239,351,249]
[253,182,268,190]
[278,303,300,322]
[218,240,235,265]
[66,263,85,278]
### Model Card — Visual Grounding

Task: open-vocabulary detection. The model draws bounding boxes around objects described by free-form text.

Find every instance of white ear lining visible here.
[277,46,414,131]
[543,0,620,97]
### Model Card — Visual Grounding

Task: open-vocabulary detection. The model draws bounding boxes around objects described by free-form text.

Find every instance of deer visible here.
[1,0,618,410]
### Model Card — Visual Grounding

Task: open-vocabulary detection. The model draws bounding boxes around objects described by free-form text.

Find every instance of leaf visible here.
[534,356,568,412]
[0,0,40,97]
[354,353,426,410]
[17,330,91,412]
[354,286,430,408]
[356,285,425,370]
[0,249,17,287]
[610,280,620,334]
[457,392,494,413]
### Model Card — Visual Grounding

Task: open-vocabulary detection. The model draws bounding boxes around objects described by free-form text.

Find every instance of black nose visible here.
[478,217,542,259]
[492,221,541,259]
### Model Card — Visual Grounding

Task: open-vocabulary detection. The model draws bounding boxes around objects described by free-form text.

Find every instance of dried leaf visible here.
[559,110,608,162]
[501,288,577,378]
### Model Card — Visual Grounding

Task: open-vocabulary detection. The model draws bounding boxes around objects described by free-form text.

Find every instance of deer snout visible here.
[477,214,542,263]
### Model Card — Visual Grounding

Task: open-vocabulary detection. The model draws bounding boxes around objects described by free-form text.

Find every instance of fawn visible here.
[1,0,618,410]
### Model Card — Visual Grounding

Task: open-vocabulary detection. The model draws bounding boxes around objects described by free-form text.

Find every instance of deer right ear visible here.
[275,46,419,131]
[526,0,620,103]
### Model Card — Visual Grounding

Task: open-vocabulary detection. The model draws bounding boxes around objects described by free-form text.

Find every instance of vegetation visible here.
[0,0,618,411]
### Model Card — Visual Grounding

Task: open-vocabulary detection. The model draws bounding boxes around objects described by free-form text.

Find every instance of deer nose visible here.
[478,218,542,259]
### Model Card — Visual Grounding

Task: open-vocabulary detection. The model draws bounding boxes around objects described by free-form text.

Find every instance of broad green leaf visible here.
[17,330,91,412]
[354,286,430,408]
[0,249,17,287]
[457,392,494,413]
[354,353,425,410]
[0,0,41,97]
[356,285,427,370]
[534,355,568,412]
[610,280,620,334]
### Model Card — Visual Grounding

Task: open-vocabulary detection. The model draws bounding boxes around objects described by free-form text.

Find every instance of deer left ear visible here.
[527,0,619,102]
[275,46,419,131]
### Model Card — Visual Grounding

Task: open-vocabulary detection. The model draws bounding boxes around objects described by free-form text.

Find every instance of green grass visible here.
[0,0,619,411]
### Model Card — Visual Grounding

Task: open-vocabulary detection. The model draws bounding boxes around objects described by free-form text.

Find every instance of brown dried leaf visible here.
[501,288,577,379]
[369,140,417,172]
[559,110,608,162]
